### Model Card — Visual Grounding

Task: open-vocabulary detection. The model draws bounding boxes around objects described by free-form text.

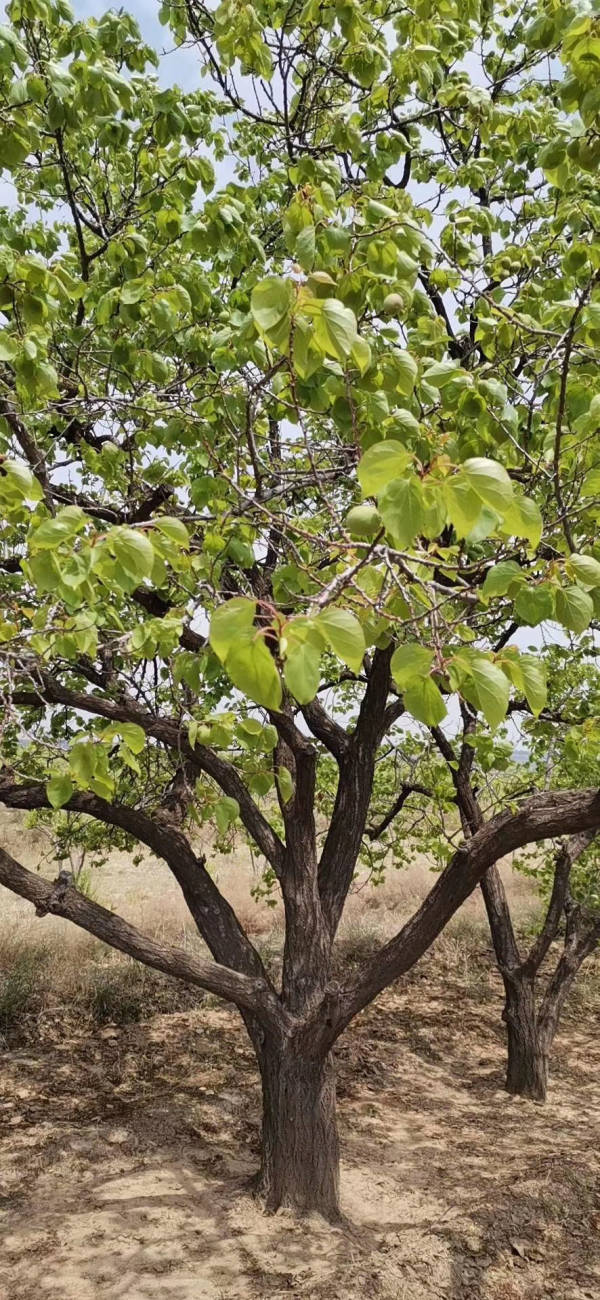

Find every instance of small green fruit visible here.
[345,505,383,538]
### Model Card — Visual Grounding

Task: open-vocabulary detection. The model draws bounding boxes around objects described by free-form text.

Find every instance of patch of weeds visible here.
[0,944,50,1045]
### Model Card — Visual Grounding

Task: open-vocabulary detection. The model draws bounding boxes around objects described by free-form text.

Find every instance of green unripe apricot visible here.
[345,504,383,538]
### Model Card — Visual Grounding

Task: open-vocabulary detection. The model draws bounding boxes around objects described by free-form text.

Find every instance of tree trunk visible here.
[503,977,548,1101]
[255,1042,340,1219]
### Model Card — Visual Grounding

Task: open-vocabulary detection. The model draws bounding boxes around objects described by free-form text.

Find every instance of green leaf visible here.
[569,553,600,589]
[225,637,282,710]
[391,643,434,689]
[350,336,372,376]
[1,460,43,502]
[115,723,146,755]
[470,660,511,729]
[358,441,411,496]
[463,458,514,513]
[209,598,256,660]
[251,276,294,332]
[422,360,463,389]
[581,466,600,497]
[312,298,358,361]
[378,476,425,547]
[501,495,543,548]
[514,584,555,626]
[481,561,526,601]
[30,508,85,550]
[277,765,294,804]
[295,224,315,271]
[404,677,447,725]
[110,528,155,580]
[69,741,97,786]
[121,278,148,305]
[0,332,17,361]
[555,585,594,633]
[46,774,74,810]
[392,349,418,397]
[283,641,321,704]
[215,795,240,834]
[316,608,366,673]
[443,476,483,538]
[153,516,190,548]
[519,656,547,716]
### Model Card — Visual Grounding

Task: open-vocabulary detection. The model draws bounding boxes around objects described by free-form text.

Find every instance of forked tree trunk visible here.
[503,977,549,1101]
[255,1043,340,1219]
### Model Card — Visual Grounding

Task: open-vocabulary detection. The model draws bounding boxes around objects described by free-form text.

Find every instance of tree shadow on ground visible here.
[1,962,599,1299]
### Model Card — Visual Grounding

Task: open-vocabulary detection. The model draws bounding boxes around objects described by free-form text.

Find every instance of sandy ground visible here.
[1,952,599,1300]
[1,809,597,1299]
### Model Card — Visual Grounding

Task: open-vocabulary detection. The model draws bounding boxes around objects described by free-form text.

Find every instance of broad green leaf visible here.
[295,224,315,271]
[393,349,418,396]
[391,643,434,689]
[154,517,191,548]
[581,466,600,496]
[501,495,543,548]
[121,278,148,305]
[514,584,555,626]
[46,774,74,810]
[378,476,425,547]
[225,637,282,710]
[104,722,146,754]
[358,441,411,496]
[0,332,17,361]
[251,276,294,332]
[470,659,511,729]
[1,460,43,502]
[110,528,155,580]
[569,553,600,589]
[316,608,366,673]
[30,508,86,550]
[283,641,321,704]
[443,476,483,537]
[422,360,463,388]
[69,741,97,786]
[481,561,526,601]
[209,598,256,660]
[313,298,358,361]
[463,458,514,512]
[350,336,372,376]
[555,585,594,633]
[519,656,547,716]
[215,795,240,834]
[277,765,294,804]
[404,677,447,725]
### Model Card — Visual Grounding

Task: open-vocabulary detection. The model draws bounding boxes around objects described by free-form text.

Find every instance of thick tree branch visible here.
[11,670,285,873]
[318,648,394,933]
[0,845,285,1029]
[522,829,597,976]
[324,787,600,1043]
[0,778,272,988]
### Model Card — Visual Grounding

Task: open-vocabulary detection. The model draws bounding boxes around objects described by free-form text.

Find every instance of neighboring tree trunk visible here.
[503,974,549,1100]
[255,1044,340,1218]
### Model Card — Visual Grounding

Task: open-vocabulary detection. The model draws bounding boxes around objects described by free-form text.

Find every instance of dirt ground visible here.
[1,950,599,1300]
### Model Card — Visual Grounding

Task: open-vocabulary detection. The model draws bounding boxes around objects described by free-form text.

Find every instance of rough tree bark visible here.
[482,834,600,1101]
[503,972,549,1100]
[256,1044,339,1216]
